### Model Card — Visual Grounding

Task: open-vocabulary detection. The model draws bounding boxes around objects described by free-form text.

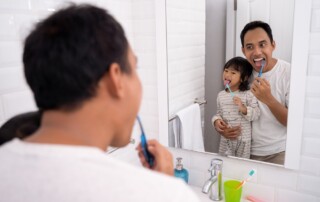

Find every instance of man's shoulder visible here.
[273,59,291,78]
[276,59,291,69]
[0,140,199,202]
[90,157,199,201]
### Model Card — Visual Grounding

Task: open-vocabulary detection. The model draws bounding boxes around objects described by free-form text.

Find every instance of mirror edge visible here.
[284,0,312,169]
[155,0,169,146]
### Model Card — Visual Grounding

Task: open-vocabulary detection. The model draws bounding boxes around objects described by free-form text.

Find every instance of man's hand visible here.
[214,119,241,140]
[251,77,272,104]
[251,77,288,126]
[136,139,174,176]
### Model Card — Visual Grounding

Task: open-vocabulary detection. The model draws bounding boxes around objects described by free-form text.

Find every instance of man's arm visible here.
[265,96,288,126]
[251,77,288,126]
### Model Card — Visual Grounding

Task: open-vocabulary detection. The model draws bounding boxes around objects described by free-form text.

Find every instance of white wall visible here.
[0,0,158,164]
[167,0,206,117]
[0,0,133,126]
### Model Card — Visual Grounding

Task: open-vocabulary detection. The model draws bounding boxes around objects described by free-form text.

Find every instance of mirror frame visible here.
[155,0,311,169]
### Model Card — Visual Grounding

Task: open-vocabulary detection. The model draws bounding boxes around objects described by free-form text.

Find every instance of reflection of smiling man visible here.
[241,21,291,165]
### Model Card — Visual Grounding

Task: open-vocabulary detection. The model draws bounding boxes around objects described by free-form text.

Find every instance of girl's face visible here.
[223,67,241,91]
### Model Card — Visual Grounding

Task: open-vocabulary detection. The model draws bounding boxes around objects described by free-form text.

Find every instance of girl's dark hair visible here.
[0,111,42,145]
[224,57,253,91]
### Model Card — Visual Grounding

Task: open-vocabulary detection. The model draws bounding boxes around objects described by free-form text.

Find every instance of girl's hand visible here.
[233,96,247,115]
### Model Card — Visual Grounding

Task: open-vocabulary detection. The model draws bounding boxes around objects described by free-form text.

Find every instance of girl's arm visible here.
[212,94,223,124]
[233,96,247,114]
[242,91,261,121]
[213,93,241,139]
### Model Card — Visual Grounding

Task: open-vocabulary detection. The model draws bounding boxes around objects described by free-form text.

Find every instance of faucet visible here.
[202,158,223,201]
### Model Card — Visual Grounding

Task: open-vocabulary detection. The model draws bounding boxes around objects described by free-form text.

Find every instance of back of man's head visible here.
[240,21,274,47]
[23,4,130,111]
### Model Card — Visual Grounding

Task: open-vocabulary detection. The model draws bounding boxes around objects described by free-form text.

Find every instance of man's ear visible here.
[242,47,245,55]
[272,40,276,50]
[101,63,125,99]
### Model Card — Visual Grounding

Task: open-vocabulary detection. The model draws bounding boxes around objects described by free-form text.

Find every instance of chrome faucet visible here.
[202,158,223,201]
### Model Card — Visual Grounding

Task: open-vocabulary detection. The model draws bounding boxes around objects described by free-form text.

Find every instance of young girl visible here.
[212,57,260,158]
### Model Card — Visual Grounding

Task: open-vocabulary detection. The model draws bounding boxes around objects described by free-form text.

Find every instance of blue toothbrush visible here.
[225,83,235,97]
[258,60,266,77]
[137,116,154,167]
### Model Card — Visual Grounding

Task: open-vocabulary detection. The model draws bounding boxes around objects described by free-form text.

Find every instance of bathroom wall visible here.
[0,0,132,125]
[0,0,158,164]
[166,0,205,117]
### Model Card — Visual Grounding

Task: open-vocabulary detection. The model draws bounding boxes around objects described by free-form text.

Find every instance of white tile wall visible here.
[305,97,320,116]
[0,0,155,166]
[241,182,275,202]
[306,76,320,97]
[298,174,320,196]
[0,1,30,10]
[309,33,320,53]
[0,97,4,122]
[0,67,26,94]
[258,166,298,189]
[2,90,37,120]
[167,0,206,116]
[299,156,320,176]
[276,188,318,202]
[303,138,320,156]
[0,41,22,67]
[308,55,320,76]
[311,7,320,32]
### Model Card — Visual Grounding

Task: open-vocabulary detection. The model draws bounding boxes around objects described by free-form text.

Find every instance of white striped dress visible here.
[212,90,260,158]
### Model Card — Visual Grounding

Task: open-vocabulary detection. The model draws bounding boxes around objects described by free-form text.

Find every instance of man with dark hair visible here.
[0,4,199,201]
[215,21,290,165]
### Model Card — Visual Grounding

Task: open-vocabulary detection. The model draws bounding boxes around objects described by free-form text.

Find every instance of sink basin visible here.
[189,186,219,202]
[190,185,250,202]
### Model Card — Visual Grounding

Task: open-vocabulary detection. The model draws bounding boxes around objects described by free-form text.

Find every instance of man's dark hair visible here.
[224,57,252,91]
[23,4,129,110]
[240,21,274,47]
[0,111,42,145]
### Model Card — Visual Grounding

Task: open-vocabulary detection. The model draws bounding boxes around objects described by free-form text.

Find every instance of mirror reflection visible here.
[167,0,294,165]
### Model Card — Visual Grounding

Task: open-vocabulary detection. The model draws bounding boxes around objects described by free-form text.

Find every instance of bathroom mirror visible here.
[156,0,308,169]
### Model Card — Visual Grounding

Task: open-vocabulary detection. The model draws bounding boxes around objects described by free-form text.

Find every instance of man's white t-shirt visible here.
[0,139,199,202]
[250,59,291,156]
